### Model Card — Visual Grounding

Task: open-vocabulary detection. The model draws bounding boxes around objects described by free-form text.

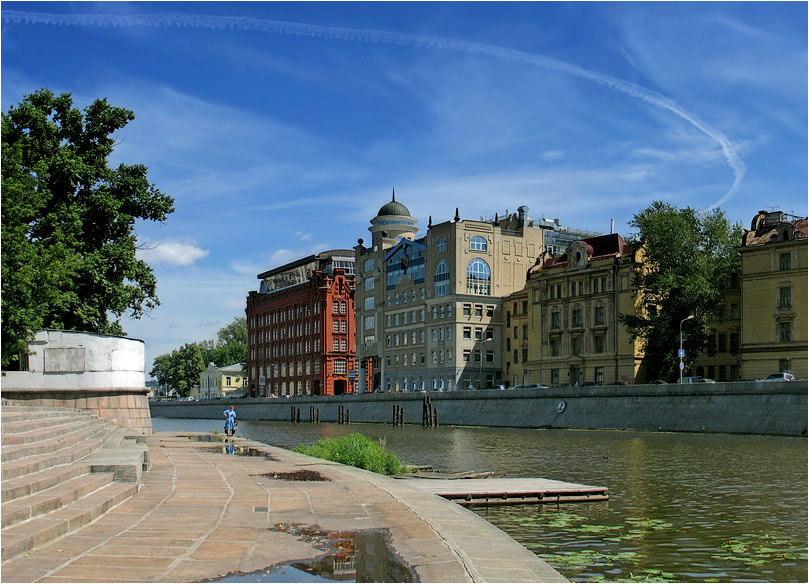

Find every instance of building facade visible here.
[246,250,362,397]
[737,210,807,379]
[516,233,645,386]
[197,363,248,400]
[353,194,598,392]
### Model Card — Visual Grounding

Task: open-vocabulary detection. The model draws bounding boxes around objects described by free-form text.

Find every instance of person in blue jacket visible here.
[223,405,237,437]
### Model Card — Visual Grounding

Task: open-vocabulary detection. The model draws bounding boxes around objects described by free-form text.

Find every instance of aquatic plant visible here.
[293,433,409,475]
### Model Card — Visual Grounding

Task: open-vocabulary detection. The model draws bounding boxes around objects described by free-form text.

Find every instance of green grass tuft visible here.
[293,433,410,475]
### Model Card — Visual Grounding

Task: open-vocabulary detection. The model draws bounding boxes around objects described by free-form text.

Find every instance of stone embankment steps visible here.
[0,404,149,562]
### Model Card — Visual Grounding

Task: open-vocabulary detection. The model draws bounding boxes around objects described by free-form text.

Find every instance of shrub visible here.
[293,433,409,475]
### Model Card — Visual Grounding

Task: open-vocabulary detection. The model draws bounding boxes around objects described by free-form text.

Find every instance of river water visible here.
[152,417,807,583]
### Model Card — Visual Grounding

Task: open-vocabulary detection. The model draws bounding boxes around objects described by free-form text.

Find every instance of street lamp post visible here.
[679,314,695,384]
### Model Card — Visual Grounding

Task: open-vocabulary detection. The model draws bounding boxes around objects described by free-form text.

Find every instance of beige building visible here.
[354,194,598,391]
[692,282,742,382]
[737,210,807,380]
[516,233,644,386]
[196,363,247,400]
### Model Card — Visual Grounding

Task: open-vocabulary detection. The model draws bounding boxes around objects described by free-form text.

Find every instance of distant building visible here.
[691,277,742,382]
[518,233,644,385]
[354,193,598,392]
[737,210,807,379]
[245,250,360,397]
[197,363,247,400]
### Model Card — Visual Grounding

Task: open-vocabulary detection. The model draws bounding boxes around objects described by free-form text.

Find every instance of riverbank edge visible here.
[151,381,808,437]
[0,431,569,583]
[256,437,570,583]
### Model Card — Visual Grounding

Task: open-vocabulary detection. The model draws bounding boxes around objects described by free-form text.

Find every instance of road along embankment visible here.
[151,381,807,437]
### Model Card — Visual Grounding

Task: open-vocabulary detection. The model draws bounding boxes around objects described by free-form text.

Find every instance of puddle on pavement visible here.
[202,525,416,583]
[259,470,328,481]
[182,436,277,459]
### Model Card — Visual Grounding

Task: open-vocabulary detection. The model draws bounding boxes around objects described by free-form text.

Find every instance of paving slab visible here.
[1,432,568,583]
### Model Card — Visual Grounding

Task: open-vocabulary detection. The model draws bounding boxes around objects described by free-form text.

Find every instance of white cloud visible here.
[137,238,209,267]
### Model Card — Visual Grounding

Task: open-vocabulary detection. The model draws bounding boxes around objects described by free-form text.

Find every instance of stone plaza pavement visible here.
[1,433,567,583]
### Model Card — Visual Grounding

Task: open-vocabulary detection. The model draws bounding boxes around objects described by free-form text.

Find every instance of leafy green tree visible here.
[148,317,246,395]
[209,316,247,367]
[149,341,211,397]
[620,201,742,381]
[1,89,174,368]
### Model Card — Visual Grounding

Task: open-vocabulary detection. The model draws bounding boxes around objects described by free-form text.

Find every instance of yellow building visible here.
[737,210,807,380]
[520,233,645,386]
[196,363,248,400]
[502,288,530,386]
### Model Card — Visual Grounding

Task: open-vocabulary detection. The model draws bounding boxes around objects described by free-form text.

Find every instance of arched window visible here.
[436,237,448,252]
[470,236,487,251]
[466,259,491,295]
[434,260,450,296]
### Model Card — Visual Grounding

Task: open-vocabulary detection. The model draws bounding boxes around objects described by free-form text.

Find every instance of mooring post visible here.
[433,406,438,427]
[296,407,301,423]
[346,409,350,424]
[316,408,320,423]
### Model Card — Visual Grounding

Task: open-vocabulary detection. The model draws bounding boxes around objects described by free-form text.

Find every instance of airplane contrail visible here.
[2,10,745,209]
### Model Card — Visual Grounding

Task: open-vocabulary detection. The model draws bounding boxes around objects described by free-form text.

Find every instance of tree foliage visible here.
[1,89,174,368]
[149,317,247,395]
[620,201,742,381]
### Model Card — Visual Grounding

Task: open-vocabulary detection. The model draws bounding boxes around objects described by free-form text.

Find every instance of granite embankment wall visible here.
[2,330,152,434]
[151,381,807,437]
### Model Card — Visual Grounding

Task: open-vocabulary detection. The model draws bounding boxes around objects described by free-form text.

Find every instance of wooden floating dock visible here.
[398,476,609,506]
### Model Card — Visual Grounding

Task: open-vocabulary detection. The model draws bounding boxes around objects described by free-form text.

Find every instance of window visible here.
[730,303,739,319]
[436,237,447,252]
[551,311,560,329]
[718,333,727,353]
[779,287,792,307]
[475,304,483,317]
[486,350,495,363]
[364,316,375,330]
[466,259,491,295]
[779,321,792,342]
[474,327,483,340]
[332,320,339,332]
[333,339,340,351]
[595,367,604,383]
[780,252,791,271]
[470,236,487,251]
[779,358,793,373]
[572,336,582,355]
[550,337,561,356]
[463,349,471,362]
[334,360,347,375]
[364,258,374,272]
[551,369,559,385]
[433,260,449,296]
[364,296,375,310]
[522,324,528,340]
[730,332,740,355]
[594,335,604,353]
[486,305,495,317]
[595,305,605,325]
[463,303,472,316]
[506,337,511,351]
[572,308,582,327]
[463,326,471,339]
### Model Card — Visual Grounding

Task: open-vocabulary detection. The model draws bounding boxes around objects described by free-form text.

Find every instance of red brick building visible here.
[246,250,367,397]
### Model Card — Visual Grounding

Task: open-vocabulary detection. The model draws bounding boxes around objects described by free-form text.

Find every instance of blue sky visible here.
[2,2,806,374]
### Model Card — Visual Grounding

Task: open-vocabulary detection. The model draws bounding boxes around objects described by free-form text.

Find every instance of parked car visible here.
[679,376,716,384]
[648,380,669,385]
[760,372,795,382]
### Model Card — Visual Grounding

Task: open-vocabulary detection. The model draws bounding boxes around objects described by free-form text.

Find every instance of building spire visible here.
[392,188,396,203]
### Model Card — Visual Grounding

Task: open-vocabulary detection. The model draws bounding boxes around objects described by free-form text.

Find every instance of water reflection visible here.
[204,526,414,583]
[154,419,807,583]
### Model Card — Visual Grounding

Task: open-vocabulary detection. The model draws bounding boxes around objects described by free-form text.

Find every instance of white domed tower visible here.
[369,190,418,250]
